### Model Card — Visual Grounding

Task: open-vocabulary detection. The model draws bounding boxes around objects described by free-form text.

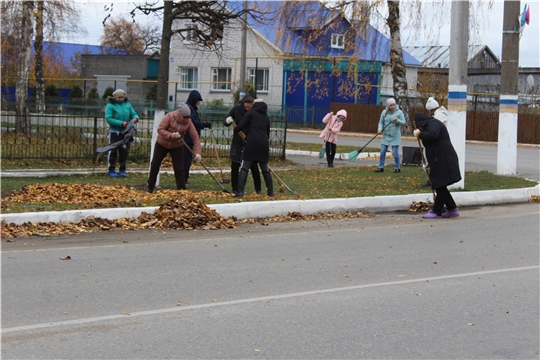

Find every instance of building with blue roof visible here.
[168,0,421,117]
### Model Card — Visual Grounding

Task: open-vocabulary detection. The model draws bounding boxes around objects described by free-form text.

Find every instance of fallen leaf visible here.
[59,256,71,260]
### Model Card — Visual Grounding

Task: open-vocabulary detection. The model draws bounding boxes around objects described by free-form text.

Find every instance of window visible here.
[248,68,269,92]
[184,24,198,42]
[177,67,198,90]
[212,68,232,90]
[331,33,344,49]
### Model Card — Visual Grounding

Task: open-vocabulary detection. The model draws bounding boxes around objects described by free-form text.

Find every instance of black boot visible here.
[235,169,249,198]
[262,171,274,197]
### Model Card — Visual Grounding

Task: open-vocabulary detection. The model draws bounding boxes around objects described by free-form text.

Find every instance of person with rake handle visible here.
[146,104,202,193]
[233,98,274,198]
[375,98,406,173]
[319,110,347,168]
[224,95,262,195]
[413,113,461,219]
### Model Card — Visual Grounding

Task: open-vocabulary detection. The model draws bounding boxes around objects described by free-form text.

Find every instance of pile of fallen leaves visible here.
[530,195,540,203]
[2,183,232,209]
[408,201,432,212]
[237,211,372,224]
[1,194,237,239]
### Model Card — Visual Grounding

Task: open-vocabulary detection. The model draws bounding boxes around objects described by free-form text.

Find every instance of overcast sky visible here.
[69,0,539,68]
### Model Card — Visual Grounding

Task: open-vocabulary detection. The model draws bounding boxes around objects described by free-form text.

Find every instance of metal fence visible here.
[0,108,288,162]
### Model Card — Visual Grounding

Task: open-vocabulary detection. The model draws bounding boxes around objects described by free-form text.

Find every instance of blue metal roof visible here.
[232,0,421,66]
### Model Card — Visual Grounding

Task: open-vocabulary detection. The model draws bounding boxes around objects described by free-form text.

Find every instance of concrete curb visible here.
[2,185,538,225]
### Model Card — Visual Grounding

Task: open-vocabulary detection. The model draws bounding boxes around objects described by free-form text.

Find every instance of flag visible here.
[520,4,527,27]
[525,4,530,25]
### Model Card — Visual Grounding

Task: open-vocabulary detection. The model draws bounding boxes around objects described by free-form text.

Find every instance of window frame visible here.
[177,67,198,90]
[331,33,345,49]
[211,68,232,91]
[248,68,270,93]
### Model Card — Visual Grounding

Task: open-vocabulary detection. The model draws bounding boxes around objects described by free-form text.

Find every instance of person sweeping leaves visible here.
[319,109,347,168]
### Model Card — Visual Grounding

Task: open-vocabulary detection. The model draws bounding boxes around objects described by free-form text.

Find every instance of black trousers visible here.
[107,131,130,172]
[147,142,185,191]
[433,186,457,215]
[325,142,336,165]
[183,142,193,181]
[231,161,262,193]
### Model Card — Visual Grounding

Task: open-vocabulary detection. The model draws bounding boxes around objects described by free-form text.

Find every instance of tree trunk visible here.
[150,1,174,187]
[386,0,411,133]
[16,1,34,135]
[156,1,174,112]
[34,1,45,113]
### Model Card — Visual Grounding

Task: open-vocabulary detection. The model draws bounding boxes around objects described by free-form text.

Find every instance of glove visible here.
[194,154,202,163]
[133,118,138,124]
[170,132,181,139]
[413,129,421,138]
[225,116,234,124]
[122,122,127,127]
[422,162,429,171]
[205,122,212,129]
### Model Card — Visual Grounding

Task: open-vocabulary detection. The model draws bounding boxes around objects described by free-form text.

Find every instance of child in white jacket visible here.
[319,109,347,168]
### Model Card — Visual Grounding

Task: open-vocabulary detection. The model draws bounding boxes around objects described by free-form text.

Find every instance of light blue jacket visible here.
[378,105,406,146]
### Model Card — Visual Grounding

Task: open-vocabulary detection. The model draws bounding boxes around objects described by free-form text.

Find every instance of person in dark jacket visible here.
[184,90,212,184]
[233,98,273,198]
[104,89,139,177]
[224,95,262,194]
[414,113,461,219]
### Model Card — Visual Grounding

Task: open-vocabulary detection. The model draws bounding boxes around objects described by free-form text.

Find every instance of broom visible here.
[413,120,436,200]
[348,121,392,161]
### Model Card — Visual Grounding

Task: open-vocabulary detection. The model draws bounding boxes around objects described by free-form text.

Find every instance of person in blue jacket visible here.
[375,98,406,173]
[184,90,212,184]
[105,89,139,177]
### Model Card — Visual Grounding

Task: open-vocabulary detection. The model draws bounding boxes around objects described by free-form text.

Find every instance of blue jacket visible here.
[105,97,139,132]
[378,105,406,146]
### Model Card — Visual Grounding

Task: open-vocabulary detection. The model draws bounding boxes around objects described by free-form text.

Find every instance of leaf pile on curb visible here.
[237,211,372,224]
[1,195,236,239]
[530,195,540,203]
[408,201,431,212]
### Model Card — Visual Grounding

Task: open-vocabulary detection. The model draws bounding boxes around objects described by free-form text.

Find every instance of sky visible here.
[68,0,539,68]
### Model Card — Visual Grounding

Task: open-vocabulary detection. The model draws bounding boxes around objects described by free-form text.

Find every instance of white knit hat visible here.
[426,97,439,110]
[386,98,396,106]
[112,89,126,98]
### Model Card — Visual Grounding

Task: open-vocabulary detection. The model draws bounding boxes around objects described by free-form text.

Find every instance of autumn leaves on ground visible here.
[1,166,537,239]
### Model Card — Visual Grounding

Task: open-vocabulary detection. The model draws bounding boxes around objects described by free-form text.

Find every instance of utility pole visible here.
[447,0,469,190]
[239,0,248,98]
[497,1,520,175]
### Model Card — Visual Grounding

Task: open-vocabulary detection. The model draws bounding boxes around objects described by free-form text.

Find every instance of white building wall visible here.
[168,18,283,108]
[379,64,419,104]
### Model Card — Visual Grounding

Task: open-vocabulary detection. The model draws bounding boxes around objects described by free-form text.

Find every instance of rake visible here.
[348,121,391,161]
[232,123,299,196]
[209,128,230,184]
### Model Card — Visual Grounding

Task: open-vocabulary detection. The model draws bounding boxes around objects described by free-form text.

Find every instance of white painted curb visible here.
[1,185,538,226]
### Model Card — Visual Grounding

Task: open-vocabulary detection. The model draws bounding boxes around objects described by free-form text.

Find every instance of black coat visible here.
[415,113,461,189]
[184,90,211,146]
[224,100,249,163]
[234,101,270,163]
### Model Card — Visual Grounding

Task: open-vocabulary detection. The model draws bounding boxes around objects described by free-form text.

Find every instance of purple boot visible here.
[422,210,442,219]
[442,208,460,218]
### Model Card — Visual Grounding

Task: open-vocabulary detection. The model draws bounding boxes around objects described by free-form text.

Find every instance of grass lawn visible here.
[1,163,536,214]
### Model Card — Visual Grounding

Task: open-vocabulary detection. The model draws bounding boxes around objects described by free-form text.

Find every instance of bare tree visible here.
[131,0,261,111]
[15,1,34,135]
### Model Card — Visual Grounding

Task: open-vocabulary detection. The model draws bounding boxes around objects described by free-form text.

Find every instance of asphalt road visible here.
[286,132,540,182]
[2,203,539,359]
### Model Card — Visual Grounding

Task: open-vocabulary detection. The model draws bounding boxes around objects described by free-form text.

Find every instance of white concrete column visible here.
[497,95,518,174]
[447,84,467,189]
